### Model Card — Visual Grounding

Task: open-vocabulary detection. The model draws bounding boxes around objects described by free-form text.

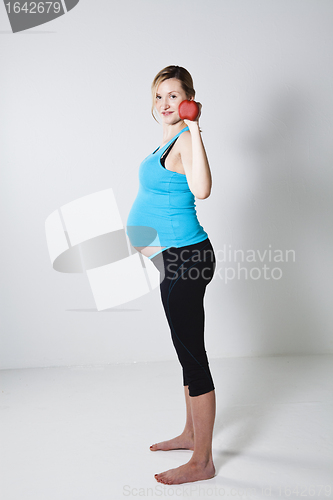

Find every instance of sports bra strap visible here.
[160,137,179,167]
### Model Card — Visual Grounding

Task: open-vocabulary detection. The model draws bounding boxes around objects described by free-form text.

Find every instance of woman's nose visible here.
[161,98,170,109]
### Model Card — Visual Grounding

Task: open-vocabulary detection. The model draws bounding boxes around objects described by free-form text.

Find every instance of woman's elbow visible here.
[195,189,211,200]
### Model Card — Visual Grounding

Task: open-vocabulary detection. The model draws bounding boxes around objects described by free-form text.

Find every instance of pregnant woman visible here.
[126,65,216,485]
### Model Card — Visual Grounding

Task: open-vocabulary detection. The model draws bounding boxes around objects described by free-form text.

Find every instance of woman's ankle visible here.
[182,428,194,439]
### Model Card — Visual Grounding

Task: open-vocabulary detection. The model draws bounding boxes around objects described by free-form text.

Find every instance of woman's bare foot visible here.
[150,431,194,451]
[154,458,215,485]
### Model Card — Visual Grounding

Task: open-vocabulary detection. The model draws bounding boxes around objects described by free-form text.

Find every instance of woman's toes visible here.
[155,472,165,483]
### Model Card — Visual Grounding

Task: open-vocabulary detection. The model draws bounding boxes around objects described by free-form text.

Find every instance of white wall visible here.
[1,0,332,369]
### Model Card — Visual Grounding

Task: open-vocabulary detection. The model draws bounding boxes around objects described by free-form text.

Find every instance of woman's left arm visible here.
[180,106,212,199]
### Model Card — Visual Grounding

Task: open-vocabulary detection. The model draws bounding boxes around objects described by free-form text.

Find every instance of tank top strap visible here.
[153,126,189,155]
[166,125,189,147]
[173,125,189,140]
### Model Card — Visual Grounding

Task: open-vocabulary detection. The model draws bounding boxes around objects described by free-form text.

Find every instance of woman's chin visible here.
[160,115,181,125]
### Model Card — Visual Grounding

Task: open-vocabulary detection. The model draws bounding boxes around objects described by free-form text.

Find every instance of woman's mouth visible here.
[162,111,173,116]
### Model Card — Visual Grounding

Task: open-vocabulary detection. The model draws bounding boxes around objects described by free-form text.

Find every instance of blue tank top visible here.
[126,126,208,259]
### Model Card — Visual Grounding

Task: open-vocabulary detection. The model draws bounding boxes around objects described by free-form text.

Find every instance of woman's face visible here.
[155,78,191,124]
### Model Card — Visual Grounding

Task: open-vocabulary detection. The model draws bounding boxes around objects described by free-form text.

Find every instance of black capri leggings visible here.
[151,237,216,397]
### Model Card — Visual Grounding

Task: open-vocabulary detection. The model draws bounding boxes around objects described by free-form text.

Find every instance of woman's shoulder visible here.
[176,129,191,152]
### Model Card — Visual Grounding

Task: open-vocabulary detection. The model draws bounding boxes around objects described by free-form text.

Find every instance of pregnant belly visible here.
[127,207,165,251]
[127,197,169,256]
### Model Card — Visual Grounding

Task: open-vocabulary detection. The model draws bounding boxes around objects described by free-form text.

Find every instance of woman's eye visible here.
[156,96,161,100]
[171,95,177,98]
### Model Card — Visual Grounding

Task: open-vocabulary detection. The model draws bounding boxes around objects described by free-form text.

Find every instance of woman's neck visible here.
[161,121,187,144]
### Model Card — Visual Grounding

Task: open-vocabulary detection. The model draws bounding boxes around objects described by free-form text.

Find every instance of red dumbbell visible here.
[178,100,199,121]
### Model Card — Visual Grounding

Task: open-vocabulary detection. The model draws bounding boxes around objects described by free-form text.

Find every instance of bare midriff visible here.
[134,246,166,258]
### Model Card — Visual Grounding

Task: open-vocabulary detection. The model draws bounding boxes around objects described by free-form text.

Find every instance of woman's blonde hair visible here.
[151,65,196,122]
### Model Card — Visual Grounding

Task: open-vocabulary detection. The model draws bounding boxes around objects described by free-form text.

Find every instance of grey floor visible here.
[1,355,332,499]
